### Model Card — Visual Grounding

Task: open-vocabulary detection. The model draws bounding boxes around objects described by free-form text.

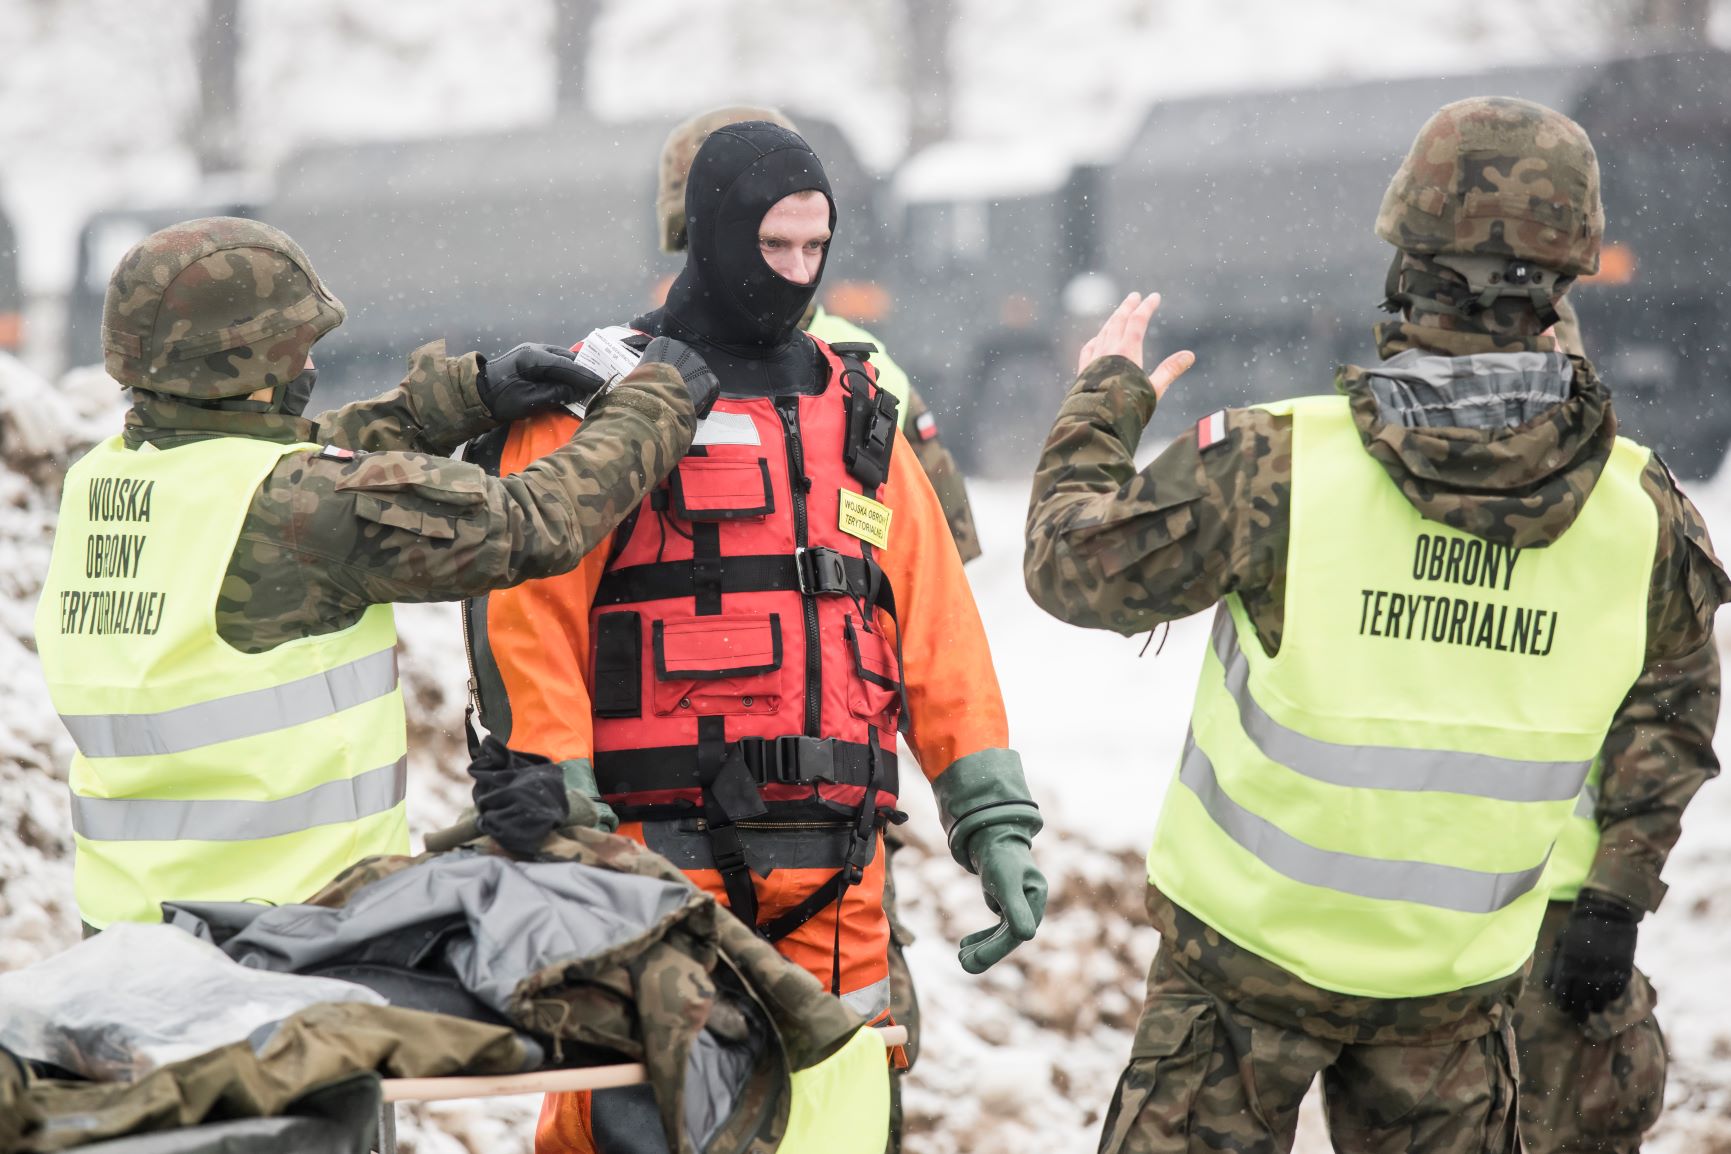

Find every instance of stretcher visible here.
[374,1025,909,1153]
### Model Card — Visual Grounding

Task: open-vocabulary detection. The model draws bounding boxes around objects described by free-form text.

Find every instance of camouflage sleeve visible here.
[217,365,693,651]
[902,387,981,563]
[1588,638,1722,913]
[1022,355,1291,639]
[310,339,497,457]
[1640,457,1730,663]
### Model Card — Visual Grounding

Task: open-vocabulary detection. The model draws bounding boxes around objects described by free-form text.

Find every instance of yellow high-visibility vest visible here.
[1547,762,1603,904]
[36,434,407,928]
[781,1027,890,1154]
[1149,394,1654,998]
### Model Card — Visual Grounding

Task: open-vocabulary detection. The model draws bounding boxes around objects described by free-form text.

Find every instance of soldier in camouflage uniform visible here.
[657,105,981,564]
[1024,99,1727,1153]
[1505,303,1717,1154]
[43,216,717,931]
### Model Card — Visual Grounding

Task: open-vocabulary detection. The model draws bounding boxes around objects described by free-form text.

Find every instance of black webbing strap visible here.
[696,716,766,928]
[759,869,849,944]
[692,522,722,616]
[756,726,886,956]
[595,550,896,620]
[596,737,899,796]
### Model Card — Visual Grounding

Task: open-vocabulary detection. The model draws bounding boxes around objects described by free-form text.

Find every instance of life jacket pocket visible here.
[652,613,786,716]
[669,457,775,521]
[844,615,901,726]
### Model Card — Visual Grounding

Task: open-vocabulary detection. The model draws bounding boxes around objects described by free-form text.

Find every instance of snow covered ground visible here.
[1,353,1728,1149]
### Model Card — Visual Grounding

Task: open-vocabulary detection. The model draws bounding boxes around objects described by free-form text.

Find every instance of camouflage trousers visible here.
[883,826,920,1154]
[1099,940,1521,1154]
[1512,901,1667,1154]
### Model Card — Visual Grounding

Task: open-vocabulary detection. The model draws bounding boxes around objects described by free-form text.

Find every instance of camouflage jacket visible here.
[122,341,695,653]
[1025,323,1726,1026]
[309,830,864,1154]
[900,387,980,562]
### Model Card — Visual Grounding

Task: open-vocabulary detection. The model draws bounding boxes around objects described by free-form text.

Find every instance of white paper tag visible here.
[567,325,645,417]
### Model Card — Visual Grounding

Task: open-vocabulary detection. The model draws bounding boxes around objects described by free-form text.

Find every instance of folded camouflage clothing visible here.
[4,830,869,1154]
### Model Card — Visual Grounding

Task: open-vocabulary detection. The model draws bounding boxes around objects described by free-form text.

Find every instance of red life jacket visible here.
[588,335,905,934]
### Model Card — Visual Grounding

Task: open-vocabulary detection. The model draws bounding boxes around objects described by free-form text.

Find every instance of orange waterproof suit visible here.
[463,339,1016,1154]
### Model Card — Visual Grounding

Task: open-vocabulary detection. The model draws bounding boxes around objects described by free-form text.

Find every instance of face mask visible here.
[280,365,318,417]
[665,121,836,353]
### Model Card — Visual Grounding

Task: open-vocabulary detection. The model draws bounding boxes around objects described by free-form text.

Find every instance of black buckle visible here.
[842,828,874,885]
[707,822,748,873]
[794,547,850,597]
[740,735,839,786]
[744,736,803,785]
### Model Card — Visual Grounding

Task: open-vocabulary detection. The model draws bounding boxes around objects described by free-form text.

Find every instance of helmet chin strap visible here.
[1431,254,1569,328]
[1381,252,1569,329]
[277,365,319,417]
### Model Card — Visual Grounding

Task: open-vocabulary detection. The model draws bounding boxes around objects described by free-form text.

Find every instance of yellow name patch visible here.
[838,490,893,549]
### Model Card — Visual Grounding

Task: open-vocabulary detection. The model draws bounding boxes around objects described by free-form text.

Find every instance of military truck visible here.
[878,144,1107,475]
[1567,51,1731,477]
[264,111,889,408]
[888,51,1731,478]
[1101,50,1731,477]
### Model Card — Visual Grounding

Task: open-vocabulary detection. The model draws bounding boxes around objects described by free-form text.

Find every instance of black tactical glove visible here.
[1547,889,1641,1022]
[476,342,606,422]
[637,335,721,418]
[467,734,570,858]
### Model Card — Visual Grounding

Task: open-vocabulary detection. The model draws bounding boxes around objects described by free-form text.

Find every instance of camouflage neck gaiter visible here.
[123,390,319,450]
[1376,252,1559,361]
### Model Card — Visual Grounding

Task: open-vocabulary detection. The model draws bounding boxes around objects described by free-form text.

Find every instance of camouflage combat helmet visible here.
[1377,97,1604,306]
[657,104,796,253]
[102,216,346,400]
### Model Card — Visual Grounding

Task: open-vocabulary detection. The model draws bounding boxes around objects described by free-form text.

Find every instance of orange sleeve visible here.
[481,412,607,763]
[877,427,1011,781]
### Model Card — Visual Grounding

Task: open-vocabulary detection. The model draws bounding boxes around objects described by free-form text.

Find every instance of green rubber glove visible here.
[933,749,1047,973]
[959,824,1047,973]
[561,758,619,834]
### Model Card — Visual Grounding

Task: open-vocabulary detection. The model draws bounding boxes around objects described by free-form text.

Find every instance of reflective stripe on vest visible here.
[1208,609,1591,804]
[71,756,407,842]
[1148,393,1655,999]
[35,435,408,927]
[839,975,892,1021]
[59,646,397,758]
[1545,763,1603,904]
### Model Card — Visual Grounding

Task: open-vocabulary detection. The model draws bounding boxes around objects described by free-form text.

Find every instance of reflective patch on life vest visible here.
[1197,410,1228,451]
[838,490,893,549]
[914,411,938,442]
[693,410,762,447]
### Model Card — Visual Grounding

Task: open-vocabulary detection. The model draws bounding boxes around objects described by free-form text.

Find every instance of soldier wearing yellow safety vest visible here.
[1025,98,1728,1154]
[1504,300,1722,1154]
[35,217,717,932]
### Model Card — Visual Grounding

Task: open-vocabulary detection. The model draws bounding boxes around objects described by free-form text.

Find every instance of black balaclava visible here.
[653,121,836,397]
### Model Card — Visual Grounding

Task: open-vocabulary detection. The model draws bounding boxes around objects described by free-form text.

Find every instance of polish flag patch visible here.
[914,411,939,442]
[1197,410,1228,451]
